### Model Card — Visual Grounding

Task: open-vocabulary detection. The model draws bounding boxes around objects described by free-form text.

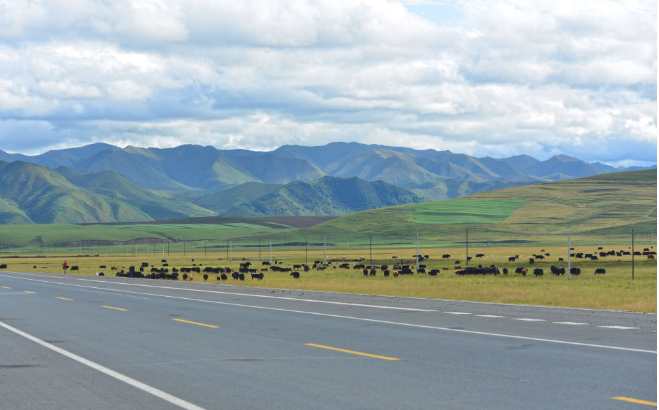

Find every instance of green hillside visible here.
[55,167,214,220]
[72,149,195,191]
[0,197,32,224]
[193,182,284,214]
[226,176,423,216]
[0,161,153,223]
[298,169,657,243]
[406,179,535,201]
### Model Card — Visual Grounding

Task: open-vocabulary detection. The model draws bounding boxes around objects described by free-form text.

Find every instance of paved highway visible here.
[0,271,656,409]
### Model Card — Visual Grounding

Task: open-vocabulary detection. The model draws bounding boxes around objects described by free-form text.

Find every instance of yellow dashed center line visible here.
[612,397,657,407]
[305,343,399,361]
[24,291,36,294]
[172,319,219,328]
[56,297,73,301]
[1,286,10,289]
[101,306,127,311]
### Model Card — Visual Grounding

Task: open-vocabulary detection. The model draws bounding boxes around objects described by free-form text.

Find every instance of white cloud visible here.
[0,0,654,165]
[107,80,152,101]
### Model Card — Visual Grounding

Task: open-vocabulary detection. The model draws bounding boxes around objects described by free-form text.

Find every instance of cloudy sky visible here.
[0,0,656,166]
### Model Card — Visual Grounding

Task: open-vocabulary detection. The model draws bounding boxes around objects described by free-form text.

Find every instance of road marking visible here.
[513,318,545,322]
[553,322,589,326]
[3,272,433,311]
[305,343,399,361]
[172,319,218,328]
[1,286,10,289]
[8,270,654,314]
[600,326,639,330]
[55,297,73,301]
[476,315,505,318]
[24,291,36,294]
[101,305,127,311]
[0,320,203,410]
[612,397,657,406]
[2,274,656,354]
[444,312,471,315]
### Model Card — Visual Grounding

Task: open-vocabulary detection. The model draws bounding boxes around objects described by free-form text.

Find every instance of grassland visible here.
[2,244,655,312]
[295,169,657,244]
[0,170,654,312]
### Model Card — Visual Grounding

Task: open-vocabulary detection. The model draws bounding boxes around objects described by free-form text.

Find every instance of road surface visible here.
[0,271,656,409]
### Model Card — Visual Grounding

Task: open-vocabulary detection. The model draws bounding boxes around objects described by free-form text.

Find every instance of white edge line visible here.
[7,271,654,315]
[476,315,505,318]
[3,272,434,312]
[0,320,204,410]
[599,326,640,330]
[444,312,471,315]
[513,318,546,322]
[2,274,656,355]
[553,322,589,325]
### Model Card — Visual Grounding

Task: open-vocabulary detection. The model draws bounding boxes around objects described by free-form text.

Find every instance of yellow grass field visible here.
[2,244,656,313]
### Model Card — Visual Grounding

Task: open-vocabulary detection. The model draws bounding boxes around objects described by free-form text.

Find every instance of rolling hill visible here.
[54,167,214,221]
[0,161,153,224]
[193,182,284,214]
[225,176,424,217]
[297,169,657,243]
[404,179,536,201]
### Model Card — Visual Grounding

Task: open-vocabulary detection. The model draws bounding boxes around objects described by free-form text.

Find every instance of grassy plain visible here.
[0,170,654,312]
[296,170,657,244]
[3,244,655,313]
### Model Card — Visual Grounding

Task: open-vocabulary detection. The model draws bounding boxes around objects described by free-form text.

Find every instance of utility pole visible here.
[305,238,308,265]
[229,241,232,261]
[270,241,272,264]
[370,236,372,267]
[323,237,326,264]
[259,239,261,261]
[632,229,635,281]
[466,229,469,268]
[416,233,419,272]
[567,229,571,282]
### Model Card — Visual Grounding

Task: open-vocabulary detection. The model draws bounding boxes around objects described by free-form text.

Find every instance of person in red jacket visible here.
[62,261,68,274]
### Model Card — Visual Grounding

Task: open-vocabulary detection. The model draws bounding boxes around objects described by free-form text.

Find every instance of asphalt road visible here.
[0,271,656,410]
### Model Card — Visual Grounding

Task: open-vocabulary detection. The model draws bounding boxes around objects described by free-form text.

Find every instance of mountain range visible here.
[0,142,653,223]
[0,160,423,223]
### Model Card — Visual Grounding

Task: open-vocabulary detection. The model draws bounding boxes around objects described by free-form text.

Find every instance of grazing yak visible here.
[251,273,264,280]
[290,271,300,279]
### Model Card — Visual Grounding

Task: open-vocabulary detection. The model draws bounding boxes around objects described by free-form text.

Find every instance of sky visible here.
[0,0,656,166]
